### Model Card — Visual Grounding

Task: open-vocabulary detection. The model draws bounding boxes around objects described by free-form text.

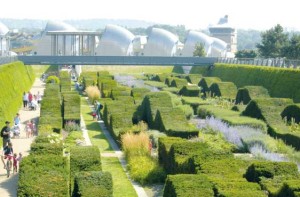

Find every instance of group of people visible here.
[1,121,23,174]
[22,91,42,111]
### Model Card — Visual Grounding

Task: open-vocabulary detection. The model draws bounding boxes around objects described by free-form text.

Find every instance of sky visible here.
[0,0,299,30]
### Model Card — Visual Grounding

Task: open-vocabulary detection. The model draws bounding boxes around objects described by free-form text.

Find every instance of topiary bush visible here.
[170,78,188,89]
[30,142,63,155]
[185,74,202,84]
[235,86,270,105]
[73,171,113,197]
[281,104,300,123]
[198,77,221,96]
[179,85,201,97]
[46,75,60,84]
[210,81,237,100]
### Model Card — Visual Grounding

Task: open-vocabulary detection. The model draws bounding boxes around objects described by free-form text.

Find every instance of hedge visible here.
[60,71,71,92]
[0,61,34,130]
[111,86,132,99]
[245,161,299,182]
[131,88,150,104]
[200,63,300,102]
[278,180,300,197]
[235,86,270,105]
[181,96,210,114]
[175,105,194,119]
[185,74,202,84]
[170,78,188,89]
[18,155,69,197]
[154,108,198,138]
[141,91,174,128]
[30,142,63,155]
[210,81,237,99]
[109,112,134,140]
[144,80,168,89]
[197,105,267,131]
[198,77,221,96]
[81,71,98,88]
[153,73,172,82]
[242,98,300,150]
[163,174,214,197]
[260,176,294,197]
[161,87,179,94]
[212,179,266,197]
[158,137,186,173]
[73,171,113,197]
[70,146,102,193]
[281,104,300,123]
[98,79,117,98]
[171,66,185,74]
[38,116,63,133]
[179,85,201,97]
[63,93,81,124]
[168,141,232,174]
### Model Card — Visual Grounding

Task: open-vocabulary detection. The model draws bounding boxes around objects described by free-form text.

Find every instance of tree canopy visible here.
[193,42,206,57]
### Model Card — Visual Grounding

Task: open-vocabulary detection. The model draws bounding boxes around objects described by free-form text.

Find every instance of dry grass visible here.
[85,86,100,103]
[121,132,150,158]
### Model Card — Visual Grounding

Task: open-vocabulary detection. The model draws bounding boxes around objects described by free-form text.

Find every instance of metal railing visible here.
[217,58,300,69]
[0,56,18,65]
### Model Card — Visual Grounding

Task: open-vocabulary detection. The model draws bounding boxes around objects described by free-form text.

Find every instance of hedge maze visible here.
[4,60,300,196]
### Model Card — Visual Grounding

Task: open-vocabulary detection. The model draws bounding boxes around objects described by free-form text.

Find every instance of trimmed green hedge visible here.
[181,96,210,114]
[169,141,232,174]
[185,74,202,84]
[109,112,134,140]
[170,78,188,89]
[281,104,300,123]
[245,161,299,182]
[163,174,214,197]
[141,91,174,128]
[202,63,300,102]
[165,77,177,87]
[155,108,198,138]
[131,88,150,104]
[278,179,300,197]
[197,105,267,131]
[144,80,168,89]
[111,86,132,99]
[30,142,63,155]
[73,171,113,197]
[18,155,69,197]
[235,86,270,105]
[161,87,179,94]
[153,73,172,82]
[0,61,34,131]
[198,77,221,96]
[179,85,201,97]
[63,93,81,124]
[241,98,300,150]
[210,81,237,99]
[38,116,63,134]
[98,79,117,98]
[158,137,186,173]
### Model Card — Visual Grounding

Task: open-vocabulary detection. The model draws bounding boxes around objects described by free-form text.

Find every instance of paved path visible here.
[0,78,45,197]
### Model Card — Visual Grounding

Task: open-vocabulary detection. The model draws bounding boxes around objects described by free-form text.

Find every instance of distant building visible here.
[95,24,135,56]
[0,21,10,56]
[143,28,180,56]
[209,15,237,54]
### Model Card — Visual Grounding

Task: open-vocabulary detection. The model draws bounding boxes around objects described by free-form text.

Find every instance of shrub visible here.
[148,130,167,149]
[30,142,63,155]
[111,86,132,99]
[128,156,166,185]
[98,79,117,98]
[163,174,214,197]
[179,85,201,97]
[39,116,63,133]
[235,86,270,105]
[63,94,81,125]
[281,104,300,123]
[131,88,150,104]
[175,105,194,119]
[245,161,299,182]
[64,131,84,148]
[153,73,172,82]
[64,120,81,132]
[121,132,150,159]
[209,81,237,100]
[198,77,221,96]
[170,78,188,89]
[85,86,101,103]
[46,75,60,84]
[109,112,134,140]
[185,74,202,84]
[181,96,210,114]
[73,171,113,197]
[144,80,168,89]
[18,155,69,197]
[278,179,300,197]
[161,87,179,94]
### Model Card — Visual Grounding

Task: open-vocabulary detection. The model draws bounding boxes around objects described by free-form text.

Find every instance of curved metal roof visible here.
[96,24,135,56]
[44,21,77,32]
[143,28,179,56]
[181,30,213,56]
[0,21,9,36]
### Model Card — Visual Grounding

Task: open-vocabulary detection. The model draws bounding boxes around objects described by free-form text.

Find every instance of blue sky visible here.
[0,0,299,30]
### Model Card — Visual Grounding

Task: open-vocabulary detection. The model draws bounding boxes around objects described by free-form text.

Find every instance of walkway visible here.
[0,78,45,197]
[84,98,148,197]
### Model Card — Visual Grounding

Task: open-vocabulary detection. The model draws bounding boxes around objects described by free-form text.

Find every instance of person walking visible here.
[14,113,21,126]
[28,91,33,107]
[22,92,28,109]
[1,121,11,148]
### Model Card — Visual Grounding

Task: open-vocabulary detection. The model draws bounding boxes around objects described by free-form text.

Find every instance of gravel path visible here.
[0,78,45,197]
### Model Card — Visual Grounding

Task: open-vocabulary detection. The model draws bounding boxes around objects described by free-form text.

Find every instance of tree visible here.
[193,42,206,57]
[282,34,300,59]
[235,50,258,58]
[256,24,288,58]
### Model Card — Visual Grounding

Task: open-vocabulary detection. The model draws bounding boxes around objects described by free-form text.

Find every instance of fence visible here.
[217,58,300,69]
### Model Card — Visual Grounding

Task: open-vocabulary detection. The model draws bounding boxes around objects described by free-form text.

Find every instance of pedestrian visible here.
[28,91,33,106]
[23,92,28,109]
[37,91,42,105]
[25,121,32,138]
[1,121,11,149]
[14,113,21,126]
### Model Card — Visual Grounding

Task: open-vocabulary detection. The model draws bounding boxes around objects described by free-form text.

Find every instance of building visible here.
[209,15,237,54]
[143,28,180,56]
[0,21,10,56]
[95,24,135,56]
[181,30,227,57]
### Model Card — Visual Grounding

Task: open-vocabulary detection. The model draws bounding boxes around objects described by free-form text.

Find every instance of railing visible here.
[0,56,18,65]
[217,58,300,69]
